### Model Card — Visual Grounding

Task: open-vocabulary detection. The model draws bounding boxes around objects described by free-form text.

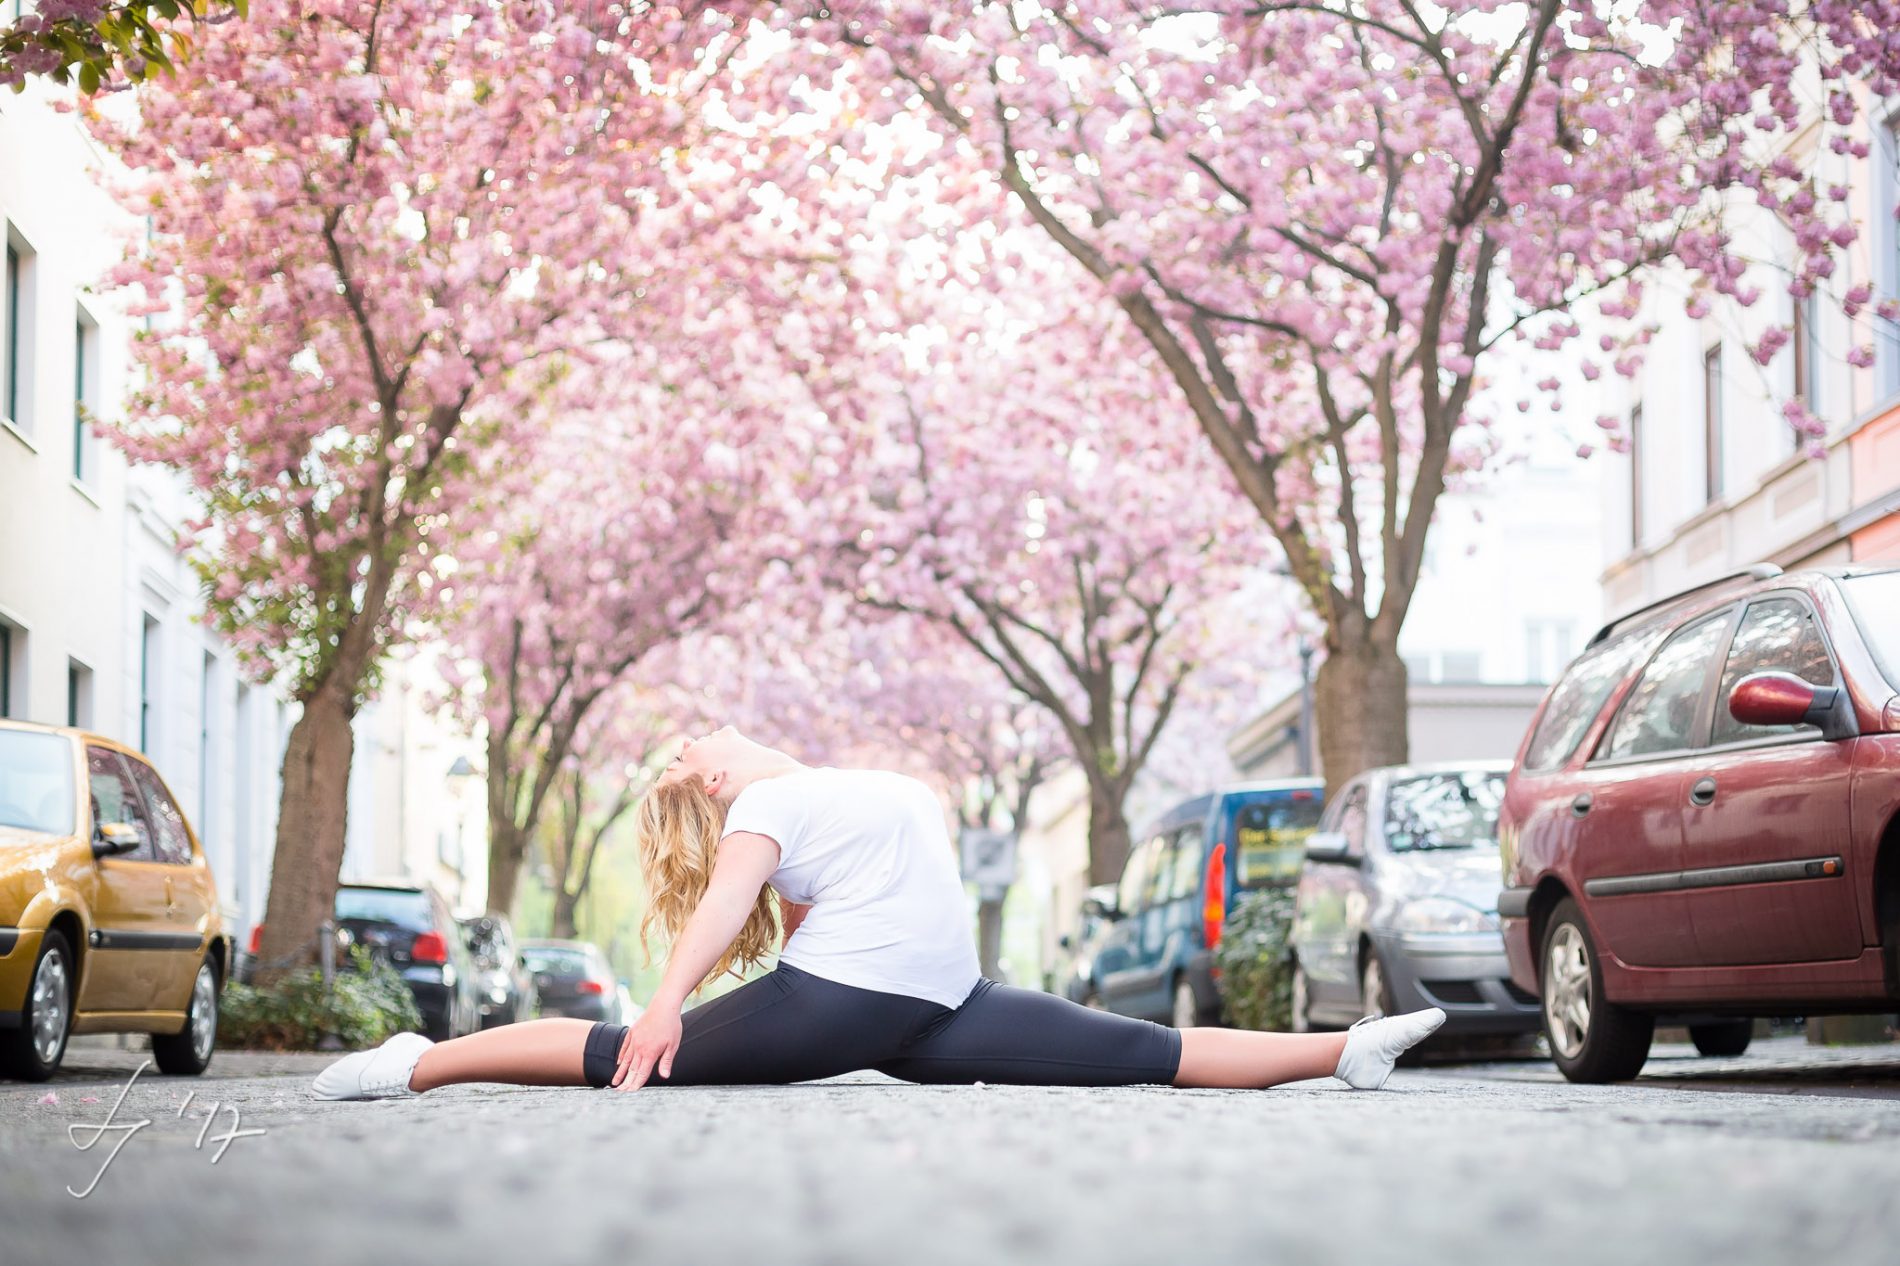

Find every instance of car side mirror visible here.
[92,821,143,859]
[1305,831,1361,867]
[1728,671,1856,740]
[1081,896,1122,922]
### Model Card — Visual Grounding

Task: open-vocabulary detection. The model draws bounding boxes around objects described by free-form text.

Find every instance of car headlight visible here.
[1393,898,1499,935]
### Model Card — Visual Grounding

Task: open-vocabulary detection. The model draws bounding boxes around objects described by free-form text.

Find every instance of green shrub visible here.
[1212,887,1298,1031]
[218,948,424,1051]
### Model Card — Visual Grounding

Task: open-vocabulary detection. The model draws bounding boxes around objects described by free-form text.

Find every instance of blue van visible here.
[1085,779,1325,1027]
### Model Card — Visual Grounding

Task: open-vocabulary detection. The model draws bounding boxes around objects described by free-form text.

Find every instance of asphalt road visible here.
[4,1036,1898,1266]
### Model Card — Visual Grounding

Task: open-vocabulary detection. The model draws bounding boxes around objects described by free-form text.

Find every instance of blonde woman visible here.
[313,727,1443,1100]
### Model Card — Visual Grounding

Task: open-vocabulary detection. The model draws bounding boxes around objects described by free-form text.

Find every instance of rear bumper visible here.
[540,996,614,1022]
[1373,930,1542,1035]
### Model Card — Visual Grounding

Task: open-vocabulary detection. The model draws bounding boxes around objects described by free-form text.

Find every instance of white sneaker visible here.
[1333,1008,1446,1090]
[311,1032,434,1101]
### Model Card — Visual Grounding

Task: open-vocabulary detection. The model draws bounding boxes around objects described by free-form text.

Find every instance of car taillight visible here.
[411,931,449,964]
[576,979,607,995]
[248,925,263,955]
[1203,842,1228,950]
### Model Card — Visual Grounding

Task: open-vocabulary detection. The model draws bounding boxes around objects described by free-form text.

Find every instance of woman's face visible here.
[659,725,745,791]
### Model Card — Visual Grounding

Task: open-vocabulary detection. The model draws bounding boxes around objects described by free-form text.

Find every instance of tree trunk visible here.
[253,686,356,988]
[485,730,526,917]
[1084,776,1133,887]
[551,888,581,940]
[976,895,1005,980]
[1314,631,1409,797]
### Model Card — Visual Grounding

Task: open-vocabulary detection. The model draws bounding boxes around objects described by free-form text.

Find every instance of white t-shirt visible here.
[721,766,981,1009]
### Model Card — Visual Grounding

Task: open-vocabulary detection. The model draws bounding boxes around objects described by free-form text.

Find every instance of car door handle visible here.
[1689,777,1718,807]
[1570,793,1593,818]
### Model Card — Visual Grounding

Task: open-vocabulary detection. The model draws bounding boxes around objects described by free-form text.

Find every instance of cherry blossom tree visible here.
[1,0,242,93]
[765,0,1900,789]
[89,0,743,980]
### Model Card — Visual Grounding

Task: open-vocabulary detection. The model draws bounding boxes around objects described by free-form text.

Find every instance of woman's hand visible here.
[611,1003,684,1091]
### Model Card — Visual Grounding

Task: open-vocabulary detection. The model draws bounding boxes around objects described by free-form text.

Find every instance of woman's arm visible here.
[612,831,781,1090]
[777,892,811,946]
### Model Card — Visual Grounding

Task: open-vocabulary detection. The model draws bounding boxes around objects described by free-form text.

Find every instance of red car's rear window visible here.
[1522,627,1664,772]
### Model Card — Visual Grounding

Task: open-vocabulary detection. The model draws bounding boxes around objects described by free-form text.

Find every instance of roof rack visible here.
[1587,563,1782,648]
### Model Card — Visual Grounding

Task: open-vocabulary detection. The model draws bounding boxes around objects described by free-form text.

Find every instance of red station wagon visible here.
[1498,564,1900,1083]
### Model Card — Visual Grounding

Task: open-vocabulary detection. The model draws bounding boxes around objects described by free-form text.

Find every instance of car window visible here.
[87,747,157,861]
[1338,785,1369,856]
[1843,572,1900,690]
[0,730,76,835]
[1599,612,1734,760]
[1144,833,1178,909]
[1231,796,1324,890]
[1116,836,1156,914]
[1383,771,1506,852]
[1523,626,1665,771]
[123,755,193,864]
[1166,828,1204,901]
[334,887,434,931]
[1711,596,1837,746]
[522,945,590,975]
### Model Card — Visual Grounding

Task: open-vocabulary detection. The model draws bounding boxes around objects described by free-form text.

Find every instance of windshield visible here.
[1845,572,1900,689]
[1384,771,1506,853]
[1226,791,1324,890]
[0,730,76,836]
[334,887,433,931]
[522,946,591,976]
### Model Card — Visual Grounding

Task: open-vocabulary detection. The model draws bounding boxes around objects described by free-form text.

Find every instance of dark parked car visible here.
[460,913,538,1029]
[521,939,627,1023]
[1089,779,1325,1028]
[244,879,483,1041]
[1290,760,1541,1038]
[1499,564,1900,1083]
[1053,883,1120,1006]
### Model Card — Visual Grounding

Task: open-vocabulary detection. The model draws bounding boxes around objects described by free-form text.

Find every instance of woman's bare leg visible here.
[406,1018,599,1092]
[1173,1028,1349,1089]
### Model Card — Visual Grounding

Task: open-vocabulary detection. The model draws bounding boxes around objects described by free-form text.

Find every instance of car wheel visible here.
[1290,961,1313,1033]
[1171,978,1201,1029]
[153,959,219,1076]
[0,929,74,1081]
[1689,1019,1753,1058]
[1540,898,1653,1083]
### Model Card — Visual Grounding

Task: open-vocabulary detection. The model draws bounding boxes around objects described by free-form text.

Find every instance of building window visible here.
[1525,620,1579,685]
[67,660,93,729]
[1703,344,1724,503]
[0,622,14,718]
[4,233,36,434]
[73,313,99,482]
[140,614,161,754]
[1629,403,1644,550]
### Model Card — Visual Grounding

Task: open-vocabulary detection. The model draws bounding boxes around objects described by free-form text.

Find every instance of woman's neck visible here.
[720,757,811,805]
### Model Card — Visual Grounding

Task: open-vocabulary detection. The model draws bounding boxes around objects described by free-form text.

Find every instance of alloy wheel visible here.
[30,945,70,1066]
[1290,964,1312,1033]
[1360,957,1388,1021]
[1172,979,1199,1029]
[1544,922,1592,1060]
[188,964,218,1063]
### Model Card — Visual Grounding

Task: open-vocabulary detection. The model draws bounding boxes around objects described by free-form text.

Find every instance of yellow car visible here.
[0,720,232,1080]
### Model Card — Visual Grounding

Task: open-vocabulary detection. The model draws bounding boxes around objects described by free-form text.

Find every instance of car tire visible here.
[153,959,219,1076]
[1290,961,1313,1033]
[1082,989,1104,1011]
[1689,1019,1753,1058]
[0,929,75,1081]
[1171,977,1201,1029]
[1540,898,1653,1084]
[1360,951,1391,1020]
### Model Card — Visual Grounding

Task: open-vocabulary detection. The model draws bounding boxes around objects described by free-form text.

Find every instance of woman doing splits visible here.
[312,727,1444,1100]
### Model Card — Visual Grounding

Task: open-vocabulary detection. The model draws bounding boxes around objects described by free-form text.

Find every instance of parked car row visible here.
[1,715,633,1080]
[1077,563,1900,1085]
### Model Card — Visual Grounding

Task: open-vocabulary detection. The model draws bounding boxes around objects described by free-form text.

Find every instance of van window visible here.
[1166,828,1204,900]
[1145,833,1179,908]
[1522,626,1665,771]
[1228,794,1324,890]
[1117,837,1157,914]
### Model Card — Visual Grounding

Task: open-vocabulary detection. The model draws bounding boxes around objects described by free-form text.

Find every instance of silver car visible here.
[1288,760,1541,1037]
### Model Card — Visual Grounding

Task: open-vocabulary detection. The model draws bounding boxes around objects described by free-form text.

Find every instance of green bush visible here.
[1212,887,1298,1031]
[218,948,424,1051]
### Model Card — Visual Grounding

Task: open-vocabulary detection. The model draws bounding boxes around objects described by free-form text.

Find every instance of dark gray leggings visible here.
[581,962,1182,1088]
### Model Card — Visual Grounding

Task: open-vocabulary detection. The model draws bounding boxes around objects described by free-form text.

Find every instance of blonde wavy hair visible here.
[634,773,779,992]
